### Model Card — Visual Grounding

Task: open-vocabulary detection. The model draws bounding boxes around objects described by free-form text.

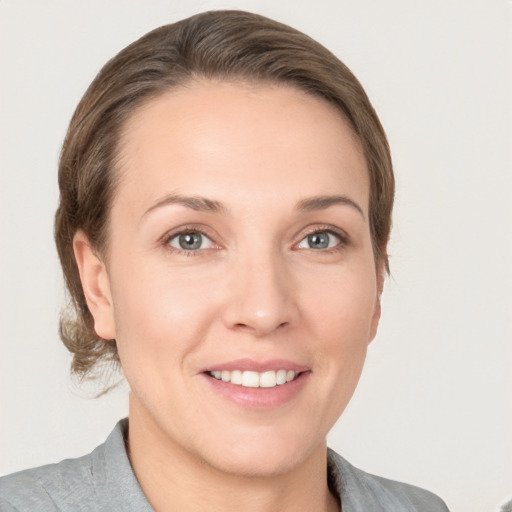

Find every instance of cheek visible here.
[305,264,377,385]
[109,260,223,375]
[305,262,378,339]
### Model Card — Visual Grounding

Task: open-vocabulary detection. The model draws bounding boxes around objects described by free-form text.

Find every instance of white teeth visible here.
[260,370,276,388]
[276,369,287,385]
[231,370,243,385]
[209,369,298,388]
[242,371,260,388]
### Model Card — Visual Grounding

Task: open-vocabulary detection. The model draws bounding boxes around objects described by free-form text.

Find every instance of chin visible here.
[206,450,304,478]
[196,428,323,478]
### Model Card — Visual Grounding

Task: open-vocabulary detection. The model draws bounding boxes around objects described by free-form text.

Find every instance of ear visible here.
[369,260,385,343]
[73,231,116,340]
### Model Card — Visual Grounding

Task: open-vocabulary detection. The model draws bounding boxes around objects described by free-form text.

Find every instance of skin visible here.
[74,81,384,512]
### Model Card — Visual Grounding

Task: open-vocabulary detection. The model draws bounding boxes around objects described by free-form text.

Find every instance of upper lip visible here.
[202,358,310,373]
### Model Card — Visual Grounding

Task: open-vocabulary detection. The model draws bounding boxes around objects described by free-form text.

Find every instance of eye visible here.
[168,231,214,251]
[297,230,341,250]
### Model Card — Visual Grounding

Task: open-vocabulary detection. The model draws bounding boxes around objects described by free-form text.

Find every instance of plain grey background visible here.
[1,1,511,511]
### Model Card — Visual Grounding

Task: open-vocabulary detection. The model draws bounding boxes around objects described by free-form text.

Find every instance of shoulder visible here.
[498,497,512,512]
[0,446,100,512]
[0,419,152,512]
[328,448,450,512]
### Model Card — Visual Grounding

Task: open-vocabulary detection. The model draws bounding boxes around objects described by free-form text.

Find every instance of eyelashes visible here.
[161,225,219,257]
[161,224,350,257]
[168,231,215,252]
[295,228,347,251]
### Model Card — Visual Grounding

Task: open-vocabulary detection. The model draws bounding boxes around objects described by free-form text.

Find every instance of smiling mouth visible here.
[207,369,301,388]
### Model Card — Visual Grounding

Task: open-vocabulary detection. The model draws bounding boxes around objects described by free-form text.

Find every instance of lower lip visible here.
[203,371,310,409]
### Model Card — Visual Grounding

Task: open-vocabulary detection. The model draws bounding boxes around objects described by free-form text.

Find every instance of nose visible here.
[222,250,299,337]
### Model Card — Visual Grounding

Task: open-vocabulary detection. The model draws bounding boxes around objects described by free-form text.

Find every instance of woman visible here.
[0,10,449,512]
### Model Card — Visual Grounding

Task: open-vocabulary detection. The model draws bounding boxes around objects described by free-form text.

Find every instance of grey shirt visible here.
[0,420,449,511]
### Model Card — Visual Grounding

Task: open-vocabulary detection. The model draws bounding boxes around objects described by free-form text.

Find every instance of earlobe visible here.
[73,231,116,340]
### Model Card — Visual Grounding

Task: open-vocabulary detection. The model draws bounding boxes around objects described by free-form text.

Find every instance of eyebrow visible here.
[143,193,365,219]
[143,194,226,217]
[296,195,365,219]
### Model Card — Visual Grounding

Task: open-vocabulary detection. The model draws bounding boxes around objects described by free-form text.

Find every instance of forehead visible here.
[115,80,369,213]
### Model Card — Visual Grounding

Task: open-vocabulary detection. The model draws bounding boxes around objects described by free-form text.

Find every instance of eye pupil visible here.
[179,233,202,250]
[308,232,329,249]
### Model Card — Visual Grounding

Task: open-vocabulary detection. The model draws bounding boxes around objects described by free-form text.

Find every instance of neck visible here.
[127,404,339,512]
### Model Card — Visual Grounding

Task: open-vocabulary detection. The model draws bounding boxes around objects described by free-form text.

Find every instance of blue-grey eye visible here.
[297,230,340,250]
[169,232,213,251]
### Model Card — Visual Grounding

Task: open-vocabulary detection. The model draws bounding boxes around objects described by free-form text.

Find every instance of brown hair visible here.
[55,10,394,387]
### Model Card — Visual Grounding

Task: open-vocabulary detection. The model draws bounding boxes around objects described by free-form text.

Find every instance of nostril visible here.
[231,320,289,336]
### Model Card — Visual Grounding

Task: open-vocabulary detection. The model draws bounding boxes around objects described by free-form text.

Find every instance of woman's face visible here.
[86,81,382,476]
